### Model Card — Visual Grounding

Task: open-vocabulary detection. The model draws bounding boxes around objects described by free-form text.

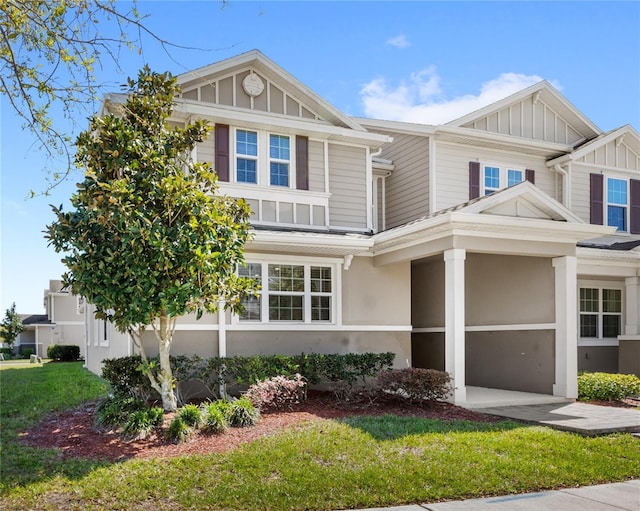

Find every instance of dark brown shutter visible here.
[590,173,604,225]
[525,169,535,184]
[296,135,309,190]
[630,179,640,234]
[214,124,230,182]
[469,161,480,199]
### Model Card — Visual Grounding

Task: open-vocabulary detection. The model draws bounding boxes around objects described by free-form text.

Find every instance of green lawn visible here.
[1,362,639,511]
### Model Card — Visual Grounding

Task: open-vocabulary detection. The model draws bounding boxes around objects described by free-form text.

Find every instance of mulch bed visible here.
[18,391,500,462]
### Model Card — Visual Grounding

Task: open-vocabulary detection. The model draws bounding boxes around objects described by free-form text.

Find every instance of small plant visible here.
[201,401,230,434]
[229,396,260,427]
[177,403,202,428]
[244,374,307,410]
[167,416,191,443]
[578,372,640,402]
[121,406,164,439]
[94,394,147,429]
[375,368,453,403]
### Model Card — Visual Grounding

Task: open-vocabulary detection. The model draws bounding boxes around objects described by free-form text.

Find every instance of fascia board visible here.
[578,246,640,262]
[249,231,374,251]
[173,101,392,146]
[435,125,572,154]
[354,117,437,136]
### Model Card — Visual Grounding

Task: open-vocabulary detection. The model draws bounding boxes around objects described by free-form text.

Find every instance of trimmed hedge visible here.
[578,372,640,402]
[102,352,395,399]
[47,344,80,362]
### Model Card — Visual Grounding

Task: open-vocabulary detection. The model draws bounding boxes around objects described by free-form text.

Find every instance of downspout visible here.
[218,300,227,399]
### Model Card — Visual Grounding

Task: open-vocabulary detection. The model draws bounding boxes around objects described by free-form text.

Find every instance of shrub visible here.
[375,368,453,403]
[177,403,202,428]
[167,416,191,443]
[122,407,164,439]
[94,395,147,429]
[244,374,306,410]
[201,401,230,434]
[0,347,15,359]
[229,396,260,427]
[47,344,80,361]
[101,355,156,400]
[578,372,640,402]
[22,349,34,359]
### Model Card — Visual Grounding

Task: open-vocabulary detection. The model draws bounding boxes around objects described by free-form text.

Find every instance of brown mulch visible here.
[18,391,499,462]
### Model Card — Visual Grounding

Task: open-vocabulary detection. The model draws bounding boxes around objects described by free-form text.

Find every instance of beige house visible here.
[84,50,640,406]
[18,280,86,358]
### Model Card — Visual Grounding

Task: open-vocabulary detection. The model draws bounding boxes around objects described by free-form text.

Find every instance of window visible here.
[607,178,628,231]
[233,129,294,187]
[238,263,262,321]
[238,261,334,323]
[579,287,622,339]
[269,135,290,187]
[483,165,524,195]
[236,130,258,184]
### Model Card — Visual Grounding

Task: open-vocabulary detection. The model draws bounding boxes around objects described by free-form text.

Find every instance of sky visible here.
[1,0,639,314]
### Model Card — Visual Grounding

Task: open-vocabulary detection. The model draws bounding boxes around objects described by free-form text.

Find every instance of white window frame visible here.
[235,256,338,325]
[232,128,296,189]
[578,280,623,346]
[605,176,629,233]
[481,163,525,195]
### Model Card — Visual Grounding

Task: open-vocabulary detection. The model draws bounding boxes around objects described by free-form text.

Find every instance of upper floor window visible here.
[483,165,524,195]
[269,134,290,187]
[233,129,292,188]
[579,286,622,340]
[607,177,628,231]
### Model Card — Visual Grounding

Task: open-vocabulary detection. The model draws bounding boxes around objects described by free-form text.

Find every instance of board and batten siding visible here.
[435,142,556,211]
[461,95,583,145]
[328,144,367,229]
[376,131,430,229]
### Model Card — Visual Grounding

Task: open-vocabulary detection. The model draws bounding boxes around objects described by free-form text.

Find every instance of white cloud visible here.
[361,68,549,124]
[386,34,410,48]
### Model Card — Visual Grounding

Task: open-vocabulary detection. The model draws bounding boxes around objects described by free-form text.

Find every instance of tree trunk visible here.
[157,312,177,411]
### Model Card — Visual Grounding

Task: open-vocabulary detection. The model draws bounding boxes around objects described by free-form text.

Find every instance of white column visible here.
[624,277,640,335]
[552,256,578,398]
[218,300,227,358]
[444,248,466,403]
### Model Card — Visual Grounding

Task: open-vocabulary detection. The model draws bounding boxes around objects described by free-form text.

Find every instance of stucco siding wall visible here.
[227,330,411,368]
[328,144,367,229]
[412,258,444,328]
[375,131,430,228]
[578,346,618,373]
[435,142,556,211]
[619,340,640,377]
[142,330,219,359]
[465,253,555,326]
[411,332,445,371]
[466,330,555,394]
[342,257,410,326]
[52,295,82,322]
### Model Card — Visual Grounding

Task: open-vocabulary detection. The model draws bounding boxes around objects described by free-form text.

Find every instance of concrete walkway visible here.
[478,401,640,435]
[344,480,640,511]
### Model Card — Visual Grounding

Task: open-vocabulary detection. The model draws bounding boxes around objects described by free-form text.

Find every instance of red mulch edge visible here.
[18,391,499,462]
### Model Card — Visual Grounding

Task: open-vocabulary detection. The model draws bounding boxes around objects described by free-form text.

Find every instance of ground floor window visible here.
[238,260,335,323]
[579,286,622,340]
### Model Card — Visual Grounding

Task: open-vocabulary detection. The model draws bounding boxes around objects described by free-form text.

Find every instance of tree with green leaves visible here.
[0,0,178,189]
[46,67,257,411]
[0,302,24,350]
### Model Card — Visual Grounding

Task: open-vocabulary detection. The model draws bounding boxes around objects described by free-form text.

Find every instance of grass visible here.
[1,363,639,511]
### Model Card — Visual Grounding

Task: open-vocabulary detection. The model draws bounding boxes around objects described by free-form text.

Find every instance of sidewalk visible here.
[345,480,640,511]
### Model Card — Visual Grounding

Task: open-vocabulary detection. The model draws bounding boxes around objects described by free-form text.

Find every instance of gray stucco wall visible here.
[618,340,640,377]
[577,346,619,373]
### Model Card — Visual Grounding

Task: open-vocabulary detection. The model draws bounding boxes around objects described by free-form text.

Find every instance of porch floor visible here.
[460,386,571,409]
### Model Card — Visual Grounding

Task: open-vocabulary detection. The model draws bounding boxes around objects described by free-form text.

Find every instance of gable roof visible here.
[547,124,640,166]
[446,81,602,143]
[177,50,366,132]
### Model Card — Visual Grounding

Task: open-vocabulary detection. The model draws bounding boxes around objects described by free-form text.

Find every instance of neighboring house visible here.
[17,280,86,358]
[84,50,640,406]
